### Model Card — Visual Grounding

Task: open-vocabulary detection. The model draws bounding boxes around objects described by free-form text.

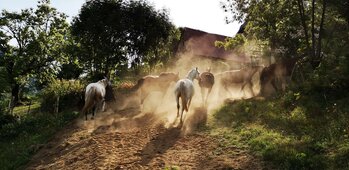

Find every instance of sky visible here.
[0,0,240,37]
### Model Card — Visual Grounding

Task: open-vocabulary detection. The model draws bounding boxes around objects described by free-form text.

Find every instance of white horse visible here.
[174,67,200,124]
[82,78,111,120]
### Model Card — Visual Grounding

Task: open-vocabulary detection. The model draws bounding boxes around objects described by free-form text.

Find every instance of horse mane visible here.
[97,79,108,87]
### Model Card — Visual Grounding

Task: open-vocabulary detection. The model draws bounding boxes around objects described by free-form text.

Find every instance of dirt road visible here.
[26,99,267,169]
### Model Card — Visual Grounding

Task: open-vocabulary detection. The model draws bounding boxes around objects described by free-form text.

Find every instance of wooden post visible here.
[27,100,32,114]
[9,96,15,115]
[54,96,60,114]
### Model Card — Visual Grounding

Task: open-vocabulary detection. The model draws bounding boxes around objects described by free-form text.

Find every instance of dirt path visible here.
[26,102,267,170]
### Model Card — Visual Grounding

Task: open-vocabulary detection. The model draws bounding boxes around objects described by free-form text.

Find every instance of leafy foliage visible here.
[0,111,78,169]
[213,62,349,169]
[40,79,84,113]
[221,0,349,70]
[71,0,174,78]
[0,0,70,104]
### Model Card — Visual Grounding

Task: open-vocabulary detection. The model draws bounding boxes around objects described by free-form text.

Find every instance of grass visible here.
[0,110,79,169]
[209,92,349,169]
[12,102,40,116]
[164,165,180,170]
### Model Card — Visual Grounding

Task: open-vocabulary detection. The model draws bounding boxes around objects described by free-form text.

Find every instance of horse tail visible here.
[82,87,96,119]
[260,67,268,83]
[132,78,145,91]
[180,81,188,112]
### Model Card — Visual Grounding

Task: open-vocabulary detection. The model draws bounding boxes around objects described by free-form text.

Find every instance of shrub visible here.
[0,111,79,169]
[0,114,18,129]
[41,79,84,113]
[0,93,10,114]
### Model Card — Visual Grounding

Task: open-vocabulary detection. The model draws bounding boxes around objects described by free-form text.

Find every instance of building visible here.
[175,27,250,70]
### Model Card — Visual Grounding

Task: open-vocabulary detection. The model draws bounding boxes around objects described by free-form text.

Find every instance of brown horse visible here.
[198,68,214,106]
[260,57,298,96]
[216,66,263,98]
[133,72,180,105]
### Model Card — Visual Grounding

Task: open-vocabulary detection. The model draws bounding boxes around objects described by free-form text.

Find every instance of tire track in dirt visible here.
[26,104,269,170]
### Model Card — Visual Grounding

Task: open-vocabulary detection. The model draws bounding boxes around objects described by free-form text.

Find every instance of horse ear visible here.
[196,67,198,71]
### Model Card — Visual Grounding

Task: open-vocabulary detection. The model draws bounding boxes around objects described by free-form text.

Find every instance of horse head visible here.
[98,77,111,88]
[187,67,200,81]
[206,67,211,73]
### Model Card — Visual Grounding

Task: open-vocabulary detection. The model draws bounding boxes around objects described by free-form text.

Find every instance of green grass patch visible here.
[0,111,79,169]
[210,92,349,169]
[164,165,180,170]
[12,102,40,116]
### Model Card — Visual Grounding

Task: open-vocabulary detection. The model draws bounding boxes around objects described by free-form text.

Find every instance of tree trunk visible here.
[297,0,311,55]
[54,96,60,114]
[317,0,327,60]
[311,0,317,68]
[11,83,20,107]
[8,83,20,115]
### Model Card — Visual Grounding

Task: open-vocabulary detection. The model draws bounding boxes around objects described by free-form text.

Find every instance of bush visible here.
[0,114,18,129]
[0,93,10,114]
[41,79,84,113]
[212,90,347,169]
[0,111,79,169]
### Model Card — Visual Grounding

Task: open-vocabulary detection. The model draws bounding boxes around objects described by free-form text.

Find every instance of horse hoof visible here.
[179,121,183,127]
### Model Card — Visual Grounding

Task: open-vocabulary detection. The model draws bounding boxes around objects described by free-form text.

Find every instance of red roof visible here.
[176,27,249,63]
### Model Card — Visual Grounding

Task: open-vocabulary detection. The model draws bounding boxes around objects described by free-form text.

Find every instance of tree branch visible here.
[296,0,311,54]
[317,0,326,60]
[311,0,316,61]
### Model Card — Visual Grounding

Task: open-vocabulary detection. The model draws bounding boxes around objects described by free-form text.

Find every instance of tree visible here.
[142,27,181,73]
[71,0,174,79]
[221,0,331,69]
[0,0,69,106]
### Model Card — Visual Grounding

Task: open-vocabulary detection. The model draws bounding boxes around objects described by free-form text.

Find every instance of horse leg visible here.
[91,106,96,120]
[93,101,101,120]
[140,91,149,111]
[271,79,278,92]
[281,77,287,91]
[176,95,180,117]
[240,82,246,99]
[82,106,88,120]
[205,87,212,106]
[201,87,205,106]
[187,97,192,112]
[140,93,146,105]
[101,99,106,112]
[246,81,254,97]
[180,107,184,125]
[82,104,92,121]
[180,96,188,125]
[180,105,184,125]
[223,84,231,98]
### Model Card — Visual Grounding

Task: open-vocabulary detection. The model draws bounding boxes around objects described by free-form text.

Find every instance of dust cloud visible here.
[78,39,268,136]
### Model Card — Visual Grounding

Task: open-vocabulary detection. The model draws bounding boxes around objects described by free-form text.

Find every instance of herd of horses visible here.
[81,58,298,123]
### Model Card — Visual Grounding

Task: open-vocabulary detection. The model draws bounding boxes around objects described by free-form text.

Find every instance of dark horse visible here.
[260,57,298,96]
[133,72,180,105]
[216,66,263,98]
[198,68,214,106]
